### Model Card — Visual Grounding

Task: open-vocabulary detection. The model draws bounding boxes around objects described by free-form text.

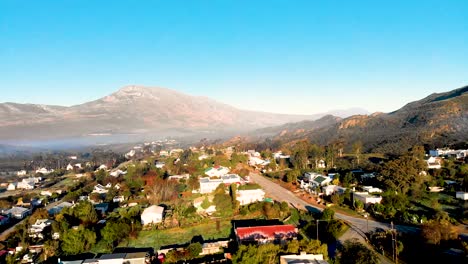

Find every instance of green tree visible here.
[230,183,240,211]
[232,244,280,264]
[187,242,202,258]
[61,226,97,255]
[352,141,363,165]
[321,208,335,220]
[101,221,131,249]
[72,201,98,226]
[299,239,328,258]
[337,239,380,264]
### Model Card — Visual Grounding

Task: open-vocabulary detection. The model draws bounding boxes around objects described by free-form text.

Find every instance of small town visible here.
[1,1,468,263]
[0,140,466,263]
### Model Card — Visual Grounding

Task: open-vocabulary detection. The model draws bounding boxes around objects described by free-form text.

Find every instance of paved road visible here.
[0,198,64,241]
[250,173,420,236]
[251,173,407,264]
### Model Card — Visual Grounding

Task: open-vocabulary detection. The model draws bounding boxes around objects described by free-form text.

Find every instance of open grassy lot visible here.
[123,219,232,249]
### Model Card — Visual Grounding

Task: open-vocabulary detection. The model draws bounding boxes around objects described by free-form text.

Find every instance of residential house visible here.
[41,190,53,197]
[235,225,298,245]
[317,159,326,169]
[204,166,230,177]
[159,150,169,157]
[353,192,382,207]
[29,219,53,238]
[167,174,190,181]
[221,174,242,184]
[429,186,445,193]
[304,172,323,182]
[426,156,442,169]
[280,253,328,264]
[98,164,108,170]
[94,203,109,215]
[35,168,53,175]
[362,186,383,193]
[7,182,17,191]
[17,170,27,176]
[198,154,210,160]
[199,174,242,194]
[248,156,270,167]
[141,205,165,225]
[236,189,266,205]
[48,202,73,215]
[311,176,332,187]
[17,177,40,190]
[124,252,150,264]
[113,196,125,203]
[99,253,127,264]
[322,185,346,196]
[456,192,468,200]
[155,161,165,169]
[110,169,126,177]
[200,240,230,255]
[92,184,109,194]
[5,207,31,219]
[199,178,224,194]
[67,164,74,171]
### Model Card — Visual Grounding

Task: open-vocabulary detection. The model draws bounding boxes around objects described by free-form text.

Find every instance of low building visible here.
[7,182,17,191]
[17,170,27,176]
[29,219,53,238]
[35,168,53,174]
[124,252,150,264]
[92,184,108,194]
[235,225,298,245]
[426,157,442,169]
[311,176,332,187]
[317,159,326,169]
[113,196,125,203]
[353,192,382,207]
[456,192,468,200]
[167,174,190,181]
[5,207,31,219]
[204,166,230,177]
[99,253,127,264]
[48,202,73,215]
[236,189,265,205]
[199,174,242,194]
[199,178,224,194]
[200,240,230,255]
[280,253,328,264]
[322,185,346,196]
[362,186,383,193]
[141,205,165,225]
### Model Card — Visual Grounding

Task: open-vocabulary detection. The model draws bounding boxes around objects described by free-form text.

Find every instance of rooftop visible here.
[236,225,298,240]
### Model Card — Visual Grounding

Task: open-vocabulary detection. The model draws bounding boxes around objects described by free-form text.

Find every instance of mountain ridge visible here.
[257,85,468,153]
[0,85,366,144]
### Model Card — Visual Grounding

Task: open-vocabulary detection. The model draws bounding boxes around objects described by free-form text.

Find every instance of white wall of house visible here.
[456,192,468,200]
[237,189,265,205]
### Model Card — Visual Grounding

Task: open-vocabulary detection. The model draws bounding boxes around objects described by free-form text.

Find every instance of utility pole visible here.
[316,220,319,241]
[391,221,395,262]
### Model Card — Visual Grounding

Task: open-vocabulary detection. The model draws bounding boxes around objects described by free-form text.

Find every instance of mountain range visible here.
[253,86,468,153]
[0,86,366,146]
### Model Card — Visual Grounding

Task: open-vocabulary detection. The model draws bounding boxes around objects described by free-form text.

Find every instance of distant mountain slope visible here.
[0,86,321,143]
[263,86,468,153]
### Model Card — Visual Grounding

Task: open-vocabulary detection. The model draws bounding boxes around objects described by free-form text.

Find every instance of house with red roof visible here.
[235,224,298,245]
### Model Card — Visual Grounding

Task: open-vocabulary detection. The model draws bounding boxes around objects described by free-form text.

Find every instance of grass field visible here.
[123,219,232,249]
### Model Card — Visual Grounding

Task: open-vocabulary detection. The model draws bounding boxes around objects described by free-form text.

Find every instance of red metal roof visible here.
[235,225,298,241]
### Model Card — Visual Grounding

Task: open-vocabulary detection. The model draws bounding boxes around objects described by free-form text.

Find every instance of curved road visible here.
[250,173,420,236]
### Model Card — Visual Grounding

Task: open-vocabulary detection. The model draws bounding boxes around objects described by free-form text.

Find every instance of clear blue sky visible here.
[1,0,467,114]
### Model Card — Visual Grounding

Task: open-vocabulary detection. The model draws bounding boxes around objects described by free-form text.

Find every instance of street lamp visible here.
[364,214,369,234]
